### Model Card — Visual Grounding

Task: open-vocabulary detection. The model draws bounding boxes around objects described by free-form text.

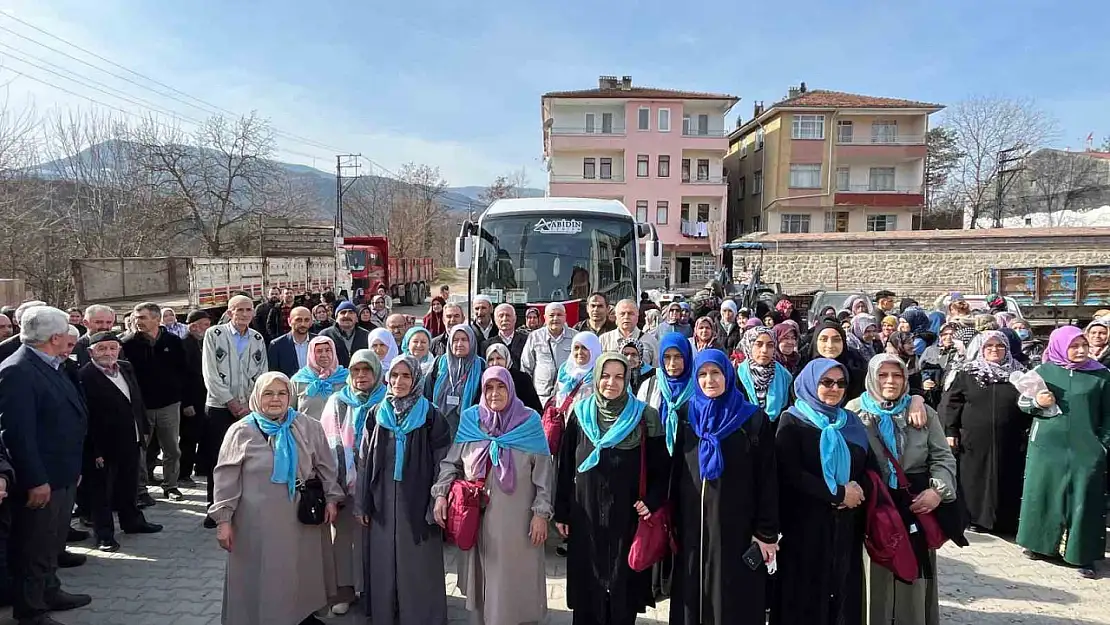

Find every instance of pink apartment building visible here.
[541,75,739,287]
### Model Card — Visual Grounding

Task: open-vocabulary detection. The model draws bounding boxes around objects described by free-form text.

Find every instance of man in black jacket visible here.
[431,302,467,357]
[483,304,528,369]
[179,311,211,486]
[573,292,617,335]
[320,301,369,367]
[80,332,162,552]
[121,303,188,503]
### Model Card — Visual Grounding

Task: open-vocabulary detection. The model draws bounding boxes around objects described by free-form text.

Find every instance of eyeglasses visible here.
[818,378,849,389]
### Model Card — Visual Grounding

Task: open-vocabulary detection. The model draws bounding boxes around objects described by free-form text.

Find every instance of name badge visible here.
[908,523,919,534]
[446,395,460,407]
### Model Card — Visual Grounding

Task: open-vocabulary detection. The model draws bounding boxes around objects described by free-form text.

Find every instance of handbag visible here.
[296,477,328,526]
[876,439,948,550]
[862,468,918,583]
[444,476,488,551]
[627,417,676,572]
[541,378,584,455]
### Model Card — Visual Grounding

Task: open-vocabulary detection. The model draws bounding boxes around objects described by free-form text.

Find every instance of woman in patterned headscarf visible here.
[618,336,655,396]
[736,326,793,427]
[424,324,485,435]
[939,330,1029,535]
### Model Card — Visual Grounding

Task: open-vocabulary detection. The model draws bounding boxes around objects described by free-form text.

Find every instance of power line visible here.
[0,13,351,156]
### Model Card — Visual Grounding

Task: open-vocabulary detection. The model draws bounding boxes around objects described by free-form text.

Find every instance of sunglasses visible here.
[818,378,849,389]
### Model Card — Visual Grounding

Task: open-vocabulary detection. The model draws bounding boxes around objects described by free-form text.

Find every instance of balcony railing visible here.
[835,134,926,145]
[680,219,710,238]
[551,174,626,183]
[682,128,728,137]
[837,184,923,194]
[550,126,627,136]
[681,175,725,185]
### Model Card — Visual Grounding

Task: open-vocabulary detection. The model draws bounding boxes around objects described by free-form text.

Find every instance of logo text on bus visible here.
[533,218,583,235]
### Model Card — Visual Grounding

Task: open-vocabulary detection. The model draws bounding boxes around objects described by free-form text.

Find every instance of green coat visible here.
[1016,363,1110,566]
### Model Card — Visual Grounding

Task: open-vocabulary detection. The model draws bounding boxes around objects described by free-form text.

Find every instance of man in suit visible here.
[0,306,92,624]
[267,306,314,377]
[320,301,369,368]
[79,332,162,552]
[431,302,467,357]
[470,294,497,345]
[73,305,117,367]
[483,304,528,369]
[0,300,46,364]
[178,311,211,486]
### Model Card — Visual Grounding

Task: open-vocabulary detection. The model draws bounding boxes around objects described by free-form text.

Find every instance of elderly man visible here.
[0,306,93,622]
[80,332,163,552]
[320,301,370,367]
[470,294,497,344]
[179,311,210,487]
[369,293,389,326]
[520,302,578,406]
[0,313,12,341]
[0,300,47,363]
[200,295,268,528]
[600,298,659,366]
[431,302,467,357]
[574,292,617,335]
[385,313,409,350]
[484,303,528,369]
[73,304,116,367]
[267,306,314,377]
[121,303,189,504]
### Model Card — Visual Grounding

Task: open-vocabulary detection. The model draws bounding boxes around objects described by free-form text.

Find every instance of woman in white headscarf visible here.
[368,327,399,373]
[556,331,603,406]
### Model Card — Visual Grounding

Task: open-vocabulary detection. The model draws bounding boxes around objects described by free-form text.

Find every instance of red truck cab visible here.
[342,236,433,306]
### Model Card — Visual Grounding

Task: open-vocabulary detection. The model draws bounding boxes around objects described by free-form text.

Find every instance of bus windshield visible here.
[475,214,637,304]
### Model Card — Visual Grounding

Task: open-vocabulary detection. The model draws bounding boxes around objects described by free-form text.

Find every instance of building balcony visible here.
[836,134,925,145]
[550,126,627,136]
[551,174,625,183]
[681,175,726,186]
[680,219,710,238]
[682,128,728,138]
[836,139,926,162]
[834,184,924,208]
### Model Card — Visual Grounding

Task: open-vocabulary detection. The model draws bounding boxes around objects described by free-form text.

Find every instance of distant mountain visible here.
[34,141,544,219]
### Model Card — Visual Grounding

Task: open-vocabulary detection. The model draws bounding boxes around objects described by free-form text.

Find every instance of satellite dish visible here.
[543,118,554,129]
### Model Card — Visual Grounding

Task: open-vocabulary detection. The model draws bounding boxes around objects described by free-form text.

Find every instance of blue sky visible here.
[1,0,1107,186]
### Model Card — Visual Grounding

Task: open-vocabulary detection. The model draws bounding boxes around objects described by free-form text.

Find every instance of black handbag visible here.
[296,477,327,526]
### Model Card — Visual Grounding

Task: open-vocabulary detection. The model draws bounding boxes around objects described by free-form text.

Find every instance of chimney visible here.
[800,81,807,93]
[787,85,800,99]
[620,75,632,90]
[753,101,764,117]
[598,75,619,89]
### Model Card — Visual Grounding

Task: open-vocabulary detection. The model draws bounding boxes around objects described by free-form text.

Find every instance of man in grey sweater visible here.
[520,302,577,406]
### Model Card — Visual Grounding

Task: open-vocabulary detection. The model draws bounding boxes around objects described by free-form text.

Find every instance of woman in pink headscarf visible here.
[1016,326,1110,579]
[432,366,554,625]
[290,335,350,421]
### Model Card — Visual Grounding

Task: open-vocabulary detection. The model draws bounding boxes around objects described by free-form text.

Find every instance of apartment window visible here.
[868,167,896,191]
[656,201,669,225]
[637,155,649,178]
[756,128,765,150]
[658,155,670,177]
[752,215,762,231]
[680,203,690,221]
[601,112,614,134]
[638,107,650,131]
[740,141,748,157]
[600,157,613,180]
[836,166,850,191]
[681,158,691,182]
[837,120,854,143]
[635,200,649,223]
[867,214,898,232]
[585,113,595,134]
[697,159,710,181]
[658,108,671,132]
[583,157,596,179]
[697,203,710,221]
[753,170,763,194]
[789,163,822,189]
[780,214,811,233]
[682,114,691,135]
[791,114,825,140]
[737,177,746,198]
[871,121,898,144]
[824,211,849,233]
[698,114,709,136]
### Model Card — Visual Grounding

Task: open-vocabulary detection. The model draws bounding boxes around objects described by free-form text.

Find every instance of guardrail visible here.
[681,176,725,185]
[836,134,926,145]
[550,126,626,136]
[682,128,728,137]
[837,184,922,194]
[550,174,626,183]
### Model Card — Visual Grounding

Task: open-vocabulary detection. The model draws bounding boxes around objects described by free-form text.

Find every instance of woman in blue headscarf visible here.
[671,349,778,625]
[424,324,485,436]
[773,358,871,625]
[553,353,667,625]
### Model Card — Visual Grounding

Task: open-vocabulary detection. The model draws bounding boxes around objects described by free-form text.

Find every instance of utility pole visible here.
[995,146,1025,228]
[335,154,363,238]
[466,200,474,302]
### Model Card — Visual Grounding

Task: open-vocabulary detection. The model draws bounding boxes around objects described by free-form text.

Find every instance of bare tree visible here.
[344,163,451,261]
[1014,149,1106,226]
[345,174,400,236]
[943,96,1057,228]
[478,167,532,206]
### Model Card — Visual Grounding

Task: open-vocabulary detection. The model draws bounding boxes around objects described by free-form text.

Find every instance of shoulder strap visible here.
[559,378,586,414]
[637,416,648,499]
[876,437,910,489]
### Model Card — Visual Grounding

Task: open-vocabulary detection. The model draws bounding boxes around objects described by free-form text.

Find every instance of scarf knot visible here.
[247,410,299,500]
[792,400,860,495]
[859,393,909,487]
[376,396,430,481]
[574,395,646,472]
[455,405,549,493]
[656,368,695,455]
[291,365,349,397]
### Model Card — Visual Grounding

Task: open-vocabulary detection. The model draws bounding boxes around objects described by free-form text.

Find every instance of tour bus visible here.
[454,197,663,325]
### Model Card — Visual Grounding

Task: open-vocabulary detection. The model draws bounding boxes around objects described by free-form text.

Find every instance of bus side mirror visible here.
[644,238,662,273]
[455,236,472,270]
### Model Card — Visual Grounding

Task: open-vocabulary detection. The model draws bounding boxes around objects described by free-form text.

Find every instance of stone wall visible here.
[730,227,1110,301]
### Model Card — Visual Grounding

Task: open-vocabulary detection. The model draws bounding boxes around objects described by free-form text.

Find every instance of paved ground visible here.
[2,479,1107,625]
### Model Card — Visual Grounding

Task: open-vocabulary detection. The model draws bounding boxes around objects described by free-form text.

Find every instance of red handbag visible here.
[627,418,676,572]
[862,469,918,583]
[445,476,488,551]
[876,439,948,550]
[541,379,584,455]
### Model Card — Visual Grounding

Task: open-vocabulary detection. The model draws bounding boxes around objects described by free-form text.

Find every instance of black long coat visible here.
[79,361,148,461]
[940,370,1031,533]
[670,410,778,625]
[554,407,668,623]
[772,410,869,625]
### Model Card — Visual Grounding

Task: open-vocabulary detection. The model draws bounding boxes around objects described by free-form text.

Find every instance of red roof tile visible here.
[771,89,942,110]
[543,86,738,101]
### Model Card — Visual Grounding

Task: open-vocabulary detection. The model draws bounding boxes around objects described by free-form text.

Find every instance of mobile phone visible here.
[742,542,764,571]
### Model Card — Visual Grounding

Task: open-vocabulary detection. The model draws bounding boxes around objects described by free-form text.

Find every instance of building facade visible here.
[542,75,738,287]
[723,85,942,238]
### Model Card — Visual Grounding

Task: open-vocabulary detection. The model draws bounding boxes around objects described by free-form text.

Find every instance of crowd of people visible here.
[0,282,1107,625]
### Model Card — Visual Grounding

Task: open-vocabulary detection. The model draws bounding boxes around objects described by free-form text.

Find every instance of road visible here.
[3,478,1107,625]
